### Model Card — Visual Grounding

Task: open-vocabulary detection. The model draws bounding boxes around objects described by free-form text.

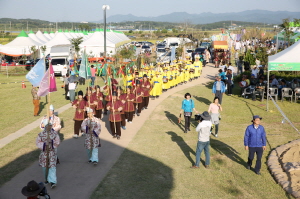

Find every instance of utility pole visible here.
[27,21,28,32]
[10,21,11,40]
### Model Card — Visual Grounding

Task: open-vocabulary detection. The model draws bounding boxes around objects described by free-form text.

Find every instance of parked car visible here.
[156,51,171,63]
[156,43,166,50]
[199,42,211,49]
[141,45,151,53]
[156,48,166,57]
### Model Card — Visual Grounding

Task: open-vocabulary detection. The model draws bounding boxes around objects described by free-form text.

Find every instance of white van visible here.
[51,57,69,76]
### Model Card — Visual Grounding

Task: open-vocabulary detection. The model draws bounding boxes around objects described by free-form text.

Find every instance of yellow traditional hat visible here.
[172,59,177,63]
[156,71,160,74]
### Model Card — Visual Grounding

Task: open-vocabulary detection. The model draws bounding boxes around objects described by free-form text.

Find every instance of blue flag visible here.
[25,58,45,87]
[171,46,176,62]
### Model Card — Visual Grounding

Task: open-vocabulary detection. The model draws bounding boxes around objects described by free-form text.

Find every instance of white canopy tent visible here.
[267,40,300,111]
[79,30,116,56]
[36,30,50,43]
[0,30,41,56]
[44,30,71,56]
[28,30,46,44]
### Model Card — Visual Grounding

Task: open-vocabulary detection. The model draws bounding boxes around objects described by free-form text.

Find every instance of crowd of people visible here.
[32,54,207,190]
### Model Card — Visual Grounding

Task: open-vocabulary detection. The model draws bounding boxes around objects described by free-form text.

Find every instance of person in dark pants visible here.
[72,91,87,138]
[212,76,226,104]
[106,91,123,139]
[226,69,233,96]
[244,115,267,175]
[180,93,198,133]
[64,73,70,100]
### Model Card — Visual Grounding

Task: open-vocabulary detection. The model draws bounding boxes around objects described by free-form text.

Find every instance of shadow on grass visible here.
[166,131,195,165]
[210,138,247,167]
[164,111,185,132]
[38,102,47,115]
[193,95,212,105]
[230,95,266,112]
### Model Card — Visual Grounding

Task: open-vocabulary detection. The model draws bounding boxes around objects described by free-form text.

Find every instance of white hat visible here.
[258,65,263,68]
[195,54,200,59]
[43,119,49,126]
[86,107,93,113]
[49,104,54,111]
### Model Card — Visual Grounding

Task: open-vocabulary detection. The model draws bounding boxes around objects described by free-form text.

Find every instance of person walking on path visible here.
[106,91,123,139]
[124,86,135,124]
[180,93,198,133]
[191,111,212,169]
[93,85,104,120]
[141,74,151,109]
[72,91,86,138]
[81,107,101,165]
[208,97,222,137]
[36,119,60,188]
[31,86,41,116]
[244,115,267,175]
[212,76,226,104]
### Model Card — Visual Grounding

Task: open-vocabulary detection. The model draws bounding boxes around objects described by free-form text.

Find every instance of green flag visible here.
[79,50,91,79]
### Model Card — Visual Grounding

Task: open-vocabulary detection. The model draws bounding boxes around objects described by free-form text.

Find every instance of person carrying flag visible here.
[106,91,123,139]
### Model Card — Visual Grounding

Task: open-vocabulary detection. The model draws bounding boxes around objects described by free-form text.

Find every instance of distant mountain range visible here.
[99,10,300,24]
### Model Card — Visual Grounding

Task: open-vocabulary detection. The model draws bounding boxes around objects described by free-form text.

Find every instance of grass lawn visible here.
[91,82,300,199]
[0,74,105,139]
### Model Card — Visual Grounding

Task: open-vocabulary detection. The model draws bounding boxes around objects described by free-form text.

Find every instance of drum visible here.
[189,69,195,73]
[163,78,168,83]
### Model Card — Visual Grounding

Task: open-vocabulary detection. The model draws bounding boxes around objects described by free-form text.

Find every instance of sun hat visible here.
[200,111,211,120]
[86,107,93,113]
[21,180,44,197]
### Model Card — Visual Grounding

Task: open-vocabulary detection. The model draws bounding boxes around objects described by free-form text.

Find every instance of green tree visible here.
[244,50,255,66]
[69,37,84,56]
[128,30,133,33]
[279,18,294,46]
[161,29,168,33]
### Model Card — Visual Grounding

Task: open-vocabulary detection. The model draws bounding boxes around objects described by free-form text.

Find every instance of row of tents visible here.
[0,29,131,58]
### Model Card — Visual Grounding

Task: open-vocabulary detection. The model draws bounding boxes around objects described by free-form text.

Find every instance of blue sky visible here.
[1,0,299,22]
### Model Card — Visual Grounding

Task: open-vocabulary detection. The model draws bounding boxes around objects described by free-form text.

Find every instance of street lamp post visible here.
[102,5,110,59]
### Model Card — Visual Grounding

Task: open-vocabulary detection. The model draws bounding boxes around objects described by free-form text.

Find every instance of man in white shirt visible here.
[228,62,235,74]
[191,111,212,169]
[251,66,259,78]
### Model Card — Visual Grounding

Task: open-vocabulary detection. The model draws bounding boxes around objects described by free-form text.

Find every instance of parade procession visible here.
[26,53,205,190]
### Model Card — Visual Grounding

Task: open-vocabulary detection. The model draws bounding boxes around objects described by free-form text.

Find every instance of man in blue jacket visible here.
[244,115,267,175]
[212,76,226,104]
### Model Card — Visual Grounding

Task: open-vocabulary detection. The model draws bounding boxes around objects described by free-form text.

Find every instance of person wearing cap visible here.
[36,120,60,188]
[180,93,198,133]
[150,72,162,99]
[81,107,101,165]
[123,86,136,123]
[72,90,87,138]
[244,115,267,175]
[193,54,202,79]
[31,85,41,117]
[106,91,123,139]
[251,65,259,78]
[93,85,104,119]
[191,111,212,169]
[212,76,226,105]
[40,105,61,132]
[21,180,49,199]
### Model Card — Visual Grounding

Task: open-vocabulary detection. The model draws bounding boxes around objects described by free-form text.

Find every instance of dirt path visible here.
[0,63,222,199]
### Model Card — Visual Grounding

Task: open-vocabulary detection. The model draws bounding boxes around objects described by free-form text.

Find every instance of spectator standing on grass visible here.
[90,65,96,86]
[64,73,70,100]
[68,80,77,103]
[180,93,198,134]
[208,97,222,137]
[212,76,226,105]
[244,115,266,175]
[31,85,41,116]
[190,111,212,169]
[226,69,233,96]
[237,57,244,74]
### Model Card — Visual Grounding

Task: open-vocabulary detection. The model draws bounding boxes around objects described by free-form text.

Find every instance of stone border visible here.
[267,139,300,198]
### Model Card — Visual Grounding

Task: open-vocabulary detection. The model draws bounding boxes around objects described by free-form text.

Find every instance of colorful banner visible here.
[37,64,57,96]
